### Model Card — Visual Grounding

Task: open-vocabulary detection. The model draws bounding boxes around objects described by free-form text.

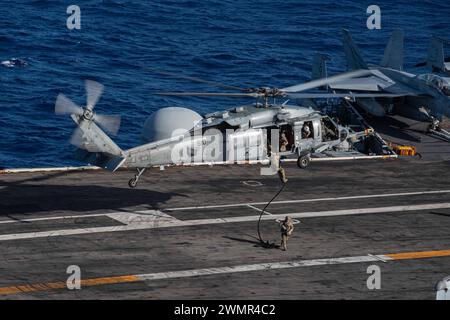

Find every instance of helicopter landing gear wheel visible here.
[297,155,310,169]
[128,168,146,188]
[128,178,138,188]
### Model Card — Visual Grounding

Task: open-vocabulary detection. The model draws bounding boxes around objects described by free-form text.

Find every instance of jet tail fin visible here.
[311,52,330,80]
[70,115,125,171]
[342,29,368,70]
[380,29,404,70]
[427,36,446,72]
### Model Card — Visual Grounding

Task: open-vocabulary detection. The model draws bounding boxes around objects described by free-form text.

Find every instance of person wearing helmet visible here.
[280,216,294,251]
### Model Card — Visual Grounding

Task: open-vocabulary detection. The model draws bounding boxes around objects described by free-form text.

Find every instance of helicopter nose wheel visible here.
[297,154,310,169]
[128,168,146,188]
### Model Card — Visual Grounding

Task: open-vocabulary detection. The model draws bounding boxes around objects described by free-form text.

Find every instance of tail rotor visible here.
[54,80,121,149]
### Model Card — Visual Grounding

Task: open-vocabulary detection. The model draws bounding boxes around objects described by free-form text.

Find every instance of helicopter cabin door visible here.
[279,124,294,153]
[320,116,339,142]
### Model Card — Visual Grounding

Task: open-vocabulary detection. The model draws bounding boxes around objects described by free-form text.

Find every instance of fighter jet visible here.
[55,72,376,188]
[315,29,450,129]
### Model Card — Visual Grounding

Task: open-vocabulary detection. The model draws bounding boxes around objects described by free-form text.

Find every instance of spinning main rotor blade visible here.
[93,114,121,135]
[286,92,415,99]
[144,67,245,91]
[154,91,260,98]
[153,69,375,99]
[55,94,83,115]
[282,69,373,93]
[85,80,104,110]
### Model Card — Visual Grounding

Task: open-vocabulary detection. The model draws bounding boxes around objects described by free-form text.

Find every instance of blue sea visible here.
[0,0,449,168]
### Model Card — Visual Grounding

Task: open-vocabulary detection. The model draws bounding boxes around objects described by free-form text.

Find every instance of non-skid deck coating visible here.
[0,156,449,299]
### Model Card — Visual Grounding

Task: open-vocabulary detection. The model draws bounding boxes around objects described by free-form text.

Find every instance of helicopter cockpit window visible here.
[321,117,339,141]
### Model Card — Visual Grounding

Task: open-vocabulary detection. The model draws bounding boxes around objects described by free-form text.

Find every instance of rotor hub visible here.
[83,108,94,120]
[245,87,285,98]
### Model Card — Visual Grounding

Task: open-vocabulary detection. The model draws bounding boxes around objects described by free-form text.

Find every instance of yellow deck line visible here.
[385,249,450,260]
[0,275,140,295]
[80,275,140,286]
[0,249,449,296]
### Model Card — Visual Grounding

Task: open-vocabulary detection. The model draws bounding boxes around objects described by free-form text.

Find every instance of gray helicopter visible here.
[55,71,376,188]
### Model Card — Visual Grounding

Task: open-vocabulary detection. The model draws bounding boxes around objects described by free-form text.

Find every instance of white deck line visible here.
[0,213,110,224]
[0,202,449,241]
[0,166,99,174]
[0,210,179,225]
[136,254,393,281]
[2,189,447,224]
[0,153,396,174]
[165,189,450,211]
[247,204,272,215]
[291,155,397,161]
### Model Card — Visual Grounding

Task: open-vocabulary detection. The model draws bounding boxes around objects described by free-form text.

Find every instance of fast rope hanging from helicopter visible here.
[256,165,288,249]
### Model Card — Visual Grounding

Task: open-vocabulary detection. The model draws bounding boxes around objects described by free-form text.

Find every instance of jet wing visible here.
[328,76,391,91]
[325,69,423,97]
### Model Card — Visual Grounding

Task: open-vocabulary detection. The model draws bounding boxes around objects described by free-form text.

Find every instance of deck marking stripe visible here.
[0,275,140,295]
[0,213,112,224]
[0,249,449,296]
[385,249,450,260]
[164,189,450,211]
[135,256,380,281]
[368,254,389,263]
[80,275,140,286]
[1,189,448,224]
[0,203,450,241]
[0,211,179,225]
[247,204,272,215]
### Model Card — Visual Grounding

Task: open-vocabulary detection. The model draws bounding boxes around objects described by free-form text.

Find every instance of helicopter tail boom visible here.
[70,114,125,171]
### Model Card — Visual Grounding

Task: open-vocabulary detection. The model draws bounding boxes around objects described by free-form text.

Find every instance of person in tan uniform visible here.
[302,122,311,139]
[279,216,294,251]
[279,130,289,152]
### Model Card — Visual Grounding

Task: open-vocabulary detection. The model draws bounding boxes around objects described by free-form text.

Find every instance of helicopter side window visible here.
[302,121,313,139]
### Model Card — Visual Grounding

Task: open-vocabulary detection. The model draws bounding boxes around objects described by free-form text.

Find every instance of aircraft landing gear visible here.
[128,168,146,188]
[429,117,440,132]
[297,154,310,169]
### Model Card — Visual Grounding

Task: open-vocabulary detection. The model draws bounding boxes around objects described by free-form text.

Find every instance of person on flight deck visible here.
[280,130,288,152]
[302,123,311,139]
[280,216,294,251]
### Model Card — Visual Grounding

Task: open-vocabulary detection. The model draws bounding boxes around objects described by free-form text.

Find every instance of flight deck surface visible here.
[0,157,449,299]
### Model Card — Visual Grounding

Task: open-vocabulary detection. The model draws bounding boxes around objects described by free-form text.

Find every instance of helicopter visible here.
[55,69,386,188]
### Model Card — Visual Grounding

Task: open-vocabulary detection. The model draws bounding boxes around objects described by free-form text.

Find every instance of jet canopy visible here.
[417,73,449,90]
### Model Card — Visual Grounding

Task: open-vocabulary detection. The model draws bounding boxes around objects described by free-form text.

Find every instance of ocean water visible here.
[0,0,449,168]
